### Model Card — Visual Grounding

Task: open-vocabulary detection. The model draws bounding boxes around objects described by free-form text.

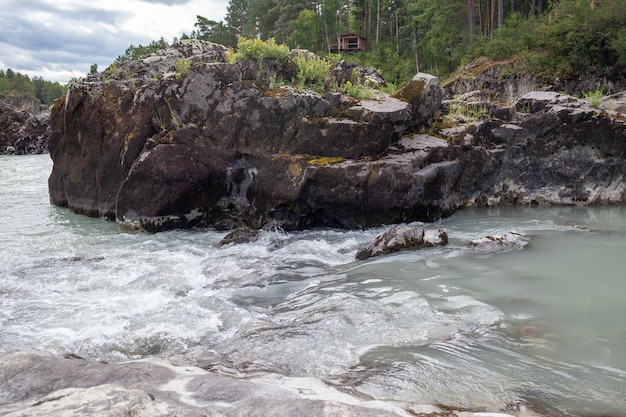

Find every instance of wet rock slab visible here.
[0,352,538,417]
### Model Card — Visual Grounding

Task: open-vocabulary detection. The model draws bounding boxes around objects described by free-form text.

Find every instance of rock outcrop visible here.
[49,40,488,232]
[464,91,626,206]
[47,41,626,233]
[442,57,626,103]
[0,97,50,155]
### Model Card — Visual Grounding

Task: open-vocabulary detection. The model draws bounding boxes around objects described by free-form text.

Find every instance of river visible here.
[1,154,625,416]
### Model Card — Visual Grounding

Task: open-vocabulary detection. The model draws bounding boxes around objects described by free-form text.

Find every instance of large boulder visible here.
[393,72,443,126]
[48,40,479,232]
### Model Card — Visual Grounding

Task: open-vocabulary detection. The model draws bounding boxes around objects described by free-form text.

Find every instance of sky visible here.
[0,0,229,83]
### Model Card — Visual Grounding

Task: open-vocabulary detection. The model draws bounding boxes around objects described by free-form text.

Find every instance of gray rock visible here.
[46,42,457,232]
[356,225,448,260]
[45,39,626,233]
[394,72,443,126]
[468,231,529,252]
[467,91,626,207]
[0,352,414,417]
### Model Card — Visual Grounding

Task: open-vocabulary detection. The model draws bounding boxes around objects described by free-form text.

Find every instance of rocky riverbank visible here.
[0,351,541,417]
[0,96,50,155]
[46,40,626,232]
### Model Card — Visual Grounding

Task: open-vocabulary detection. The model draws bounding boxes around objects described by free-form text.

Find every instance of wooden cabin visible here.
[330,34,367,53]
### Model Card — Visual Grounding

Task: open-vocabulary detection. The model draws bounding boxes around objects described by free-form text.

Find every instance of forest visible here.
[116,0,626,86]
[0,69,66,106]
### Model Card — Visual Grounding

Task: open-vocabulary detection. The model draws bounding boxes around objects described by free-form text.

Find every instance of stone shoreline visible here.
[0,351,543,417]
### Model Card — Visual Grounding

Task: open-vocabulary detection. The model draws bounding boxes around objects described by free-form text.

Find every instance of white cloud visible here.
[0,0,228,83]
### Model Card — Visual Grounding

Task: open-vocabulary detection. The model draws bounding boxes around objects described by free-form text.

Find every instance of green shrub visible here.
[174,58,191,79]
[583,89,605,107]
[228,37,290,65]
[295,54,331,92]
[445,95,488,121]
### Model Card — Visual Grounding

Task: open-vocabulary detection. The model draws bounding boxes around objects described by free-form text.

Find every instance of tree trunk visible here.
[468,0,475,43]
[478,0,484,36]
[490,0,496,35]
[365,0,371,50]
[376,0,381,45]
[413,25,420,72]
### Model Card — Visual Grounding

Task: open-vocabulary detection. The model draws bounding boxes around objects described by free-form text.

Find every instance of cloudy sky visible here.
[0,0,229,83]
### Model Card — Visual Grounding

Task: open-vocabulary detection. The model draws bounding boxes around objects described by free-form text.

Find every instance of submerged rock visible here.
[219,227,260,246]
[356,225,448,260]
[468,231,529,252]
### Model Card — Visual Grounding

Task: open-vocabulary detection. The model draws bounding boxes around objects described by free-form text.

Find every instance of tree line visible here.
[115,0,625,86]
[0,69,67,106]
[3,0,624,105]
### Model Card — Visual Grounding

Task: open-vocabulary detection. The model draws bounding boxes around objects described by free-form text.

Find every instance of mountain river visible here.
[1,154,625,416]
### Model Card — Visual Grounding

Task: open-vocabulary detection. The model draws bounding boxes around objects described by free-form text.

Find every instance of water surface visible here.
[1,154,625,416]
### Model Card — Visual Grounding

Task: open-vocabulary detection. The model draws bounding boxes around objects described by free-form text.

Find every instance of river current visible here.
[1,154,625,416]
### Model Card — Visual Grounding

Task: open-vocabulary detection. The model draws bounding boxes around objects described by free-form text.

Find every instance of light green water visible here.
[1,154,625,416]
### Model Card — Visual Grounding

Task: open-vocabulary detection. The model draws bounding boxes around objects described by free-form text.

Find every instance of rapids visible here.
[1,154,625,416]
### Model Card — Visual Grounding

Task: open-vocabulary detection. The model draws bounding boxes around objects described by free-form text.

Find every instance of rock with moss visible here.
[48,40,460,232]
[47,40,626,233]
[393,72,443,126]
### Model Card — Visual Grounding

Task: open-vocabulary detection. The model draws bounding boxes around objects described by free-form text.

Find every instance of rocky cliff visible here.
[48,40,626,232]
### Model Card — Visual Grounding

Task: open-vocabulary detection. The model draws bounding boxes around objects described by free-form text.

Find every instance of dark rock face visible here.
[0,98,50,155]
[47,40,626,232]
[465,92,626,206]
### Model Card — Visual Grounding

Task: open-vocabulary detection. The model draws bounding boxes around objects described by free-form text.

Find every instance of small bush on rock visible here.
[295,54,332,92]
[228,38,290,65]
[174,58,191,79]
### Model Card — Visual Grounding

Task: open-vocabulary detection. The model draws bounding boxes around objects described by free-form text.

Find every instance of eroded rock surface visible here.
[465,92,626,206]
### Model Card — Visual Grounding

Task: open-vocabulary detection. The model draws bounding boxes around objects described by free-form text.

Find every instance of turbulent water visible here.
[1,154,626,416]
